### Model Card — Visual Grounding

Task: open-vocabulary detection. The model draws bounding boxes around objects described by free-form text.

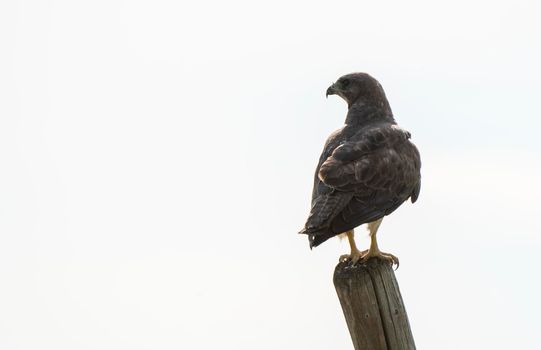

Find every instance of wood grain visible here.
[333,259,416,350]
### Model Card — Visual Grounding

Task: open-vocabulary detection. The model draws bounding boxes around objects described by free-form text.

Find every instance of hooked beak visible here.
[326,83,337,98]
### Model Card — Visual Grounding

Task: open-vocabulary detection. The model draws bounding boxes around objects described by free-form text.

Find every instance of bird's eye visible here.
[341,79,350,88]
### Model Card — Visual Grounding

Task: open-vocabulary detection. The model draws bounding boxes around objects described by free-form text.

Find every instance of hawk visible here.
[299,73,421,266]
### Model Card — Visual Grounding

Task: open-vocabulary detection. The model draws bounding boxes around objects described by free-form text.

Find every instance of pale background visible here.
[1,0,540,349]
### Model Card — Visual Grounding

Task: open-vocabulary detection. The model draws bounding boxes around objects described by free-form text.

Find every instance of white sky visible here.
[1,0,541,349]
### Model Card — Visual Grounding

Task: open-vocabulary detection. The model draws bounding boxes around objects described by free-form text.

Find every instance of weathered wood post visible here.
[333,259,416,350]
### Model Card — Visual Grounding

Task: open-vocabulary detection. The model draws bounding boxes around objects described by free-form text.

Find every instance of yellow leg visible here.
[360,218,399,267]
[339,230,366,264]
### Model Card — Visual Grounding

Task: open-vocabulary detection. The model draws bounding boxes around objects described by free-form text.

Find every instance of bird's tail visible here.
[308,231,336,249]
[299,191,353,249]
[299,226,336,249]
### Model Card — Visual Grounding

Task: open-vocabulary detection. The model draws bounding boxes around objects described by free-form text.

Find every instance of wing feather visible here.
[301,123,421,247]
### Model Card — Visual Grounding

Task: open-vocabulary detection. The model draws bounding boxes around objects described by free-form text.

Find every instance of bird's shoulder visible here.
[315,126,347,167]
[325,121,409,163]
[348,122,411,144]
[323,126,347,150]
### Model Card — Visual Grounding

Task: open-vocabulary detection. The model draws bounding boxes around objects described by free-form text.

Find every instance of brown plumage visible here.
[300,73,421,264]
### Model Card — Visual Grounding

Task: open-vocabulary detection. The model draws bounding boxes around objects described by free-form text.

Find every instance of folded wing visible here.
[302,124,421,247]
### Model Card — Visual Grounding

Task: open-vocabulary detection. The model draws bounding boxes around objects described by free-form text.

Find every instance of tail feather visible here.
[308,231,336,249]
[301,192,353,232]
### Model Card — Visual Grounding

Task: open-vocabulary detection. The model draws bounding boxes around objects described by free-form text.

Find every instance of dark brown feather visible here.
[300,73,421,248]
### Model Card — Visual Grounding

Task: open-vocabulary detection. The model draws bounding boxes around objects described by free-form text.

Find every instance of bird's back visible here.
[302,117,421,247]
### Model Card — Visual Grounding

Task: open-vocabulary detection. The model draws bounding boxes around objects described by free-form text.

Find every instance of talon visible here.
[337,219,400,269]
[339,249,367,265]
[360,250,399,268]
[349,253,361,266]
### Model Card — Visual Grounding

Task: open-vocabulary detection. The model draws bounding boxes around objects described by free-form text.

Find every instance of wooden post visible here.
[333,259,416,350]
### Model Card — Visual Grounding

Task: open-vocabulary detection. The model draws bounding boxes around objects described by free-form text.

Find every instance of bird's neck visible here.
[345,101,395,126]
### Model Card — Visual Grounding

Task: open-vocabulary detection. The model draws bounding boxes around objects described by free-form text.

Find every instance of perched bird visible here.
[299,73,421,266]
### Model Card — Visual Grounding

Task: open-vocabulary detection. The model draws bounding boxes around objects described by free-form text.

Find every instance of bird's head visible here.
[326,73,391,111]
